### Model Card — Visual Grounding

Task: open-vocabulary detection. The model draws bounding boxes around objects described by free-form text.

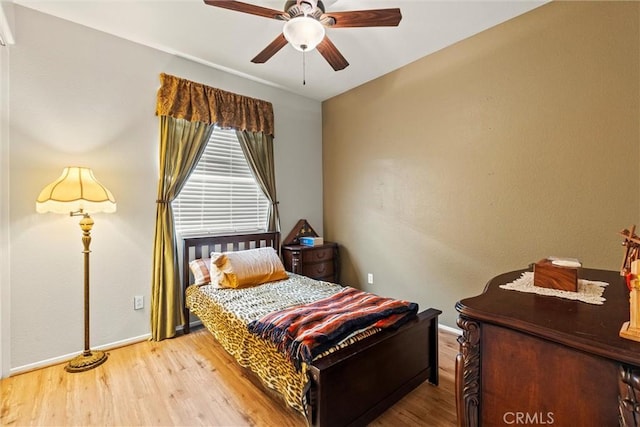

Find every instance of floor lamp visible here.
[36,167,116,373]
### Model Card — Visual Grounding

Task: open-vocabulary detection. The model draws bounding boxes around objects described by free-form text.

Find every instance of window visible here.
[173,127,269,236]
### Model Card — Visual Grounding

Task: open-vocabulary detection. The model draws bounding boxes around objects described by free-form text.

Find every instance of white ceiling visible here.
[12,0,547,101]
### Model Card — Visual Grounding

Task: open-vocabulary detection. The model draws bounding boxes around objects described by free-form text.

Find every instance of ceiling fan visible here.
[203,0,402,71]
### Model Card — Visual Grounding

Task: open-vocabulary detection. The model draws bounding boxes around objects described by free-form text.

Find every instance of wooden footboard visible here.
[306,308,441,427]
[182,232,441,426]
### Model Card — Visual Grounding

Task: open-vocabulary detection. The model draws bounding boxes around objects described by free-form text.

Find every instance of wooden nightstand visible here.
[282,242,339,283]
[281,219,340,283]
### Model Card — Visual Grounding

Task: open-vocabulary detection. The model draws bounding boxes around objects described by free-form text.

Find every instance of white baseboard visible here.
[10,319,205,376]
[438,323,461,336]
[10,319,454,376]
[9,332,151,376]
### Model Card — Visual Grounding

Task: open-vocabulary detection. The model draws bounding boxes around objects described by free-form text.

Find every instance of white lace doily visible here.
[499,271,609,305]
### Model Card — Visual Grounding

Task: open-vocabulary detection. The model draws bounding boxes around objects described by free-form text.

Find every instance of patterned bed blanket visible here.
[186,275,345,415]
[248,287,418,369]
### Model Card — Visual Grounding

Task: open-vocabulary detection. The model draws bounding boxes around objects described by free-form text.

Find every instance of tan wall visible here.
[322,1,640,328]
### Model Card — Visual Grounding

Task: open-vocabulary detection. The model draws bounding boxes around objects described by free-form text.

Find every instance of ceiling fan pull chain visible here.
[302,45,307,85]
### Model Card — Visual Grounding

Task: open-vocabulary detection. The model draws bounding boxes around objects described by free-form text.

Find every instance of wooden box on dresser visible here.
[455,268,640,427]
[281,242,339,283]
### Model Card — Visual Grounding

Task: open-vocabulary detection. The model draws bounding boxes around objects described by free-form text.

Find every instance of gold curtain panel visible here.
[156,73,275,136]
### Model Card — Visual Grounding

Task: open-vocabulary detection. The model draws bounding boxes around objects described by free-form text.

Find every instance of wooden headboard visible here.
[181,231,280,333]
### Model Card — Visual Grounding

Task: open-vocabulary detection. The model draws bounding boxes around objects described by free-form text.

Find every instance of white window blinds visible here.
[172,128,269,236]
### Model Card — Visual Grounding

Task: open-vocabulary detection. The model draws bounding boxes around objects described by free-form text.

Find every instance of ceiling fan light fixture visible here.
[283,16,325,52]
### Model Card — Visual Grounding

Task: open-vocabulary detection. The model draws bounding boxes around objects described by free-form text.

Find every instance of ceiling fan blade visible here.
[251,33,288,64]
[316,36,349,71]
[203,0,286,20]
[323,8,402,28]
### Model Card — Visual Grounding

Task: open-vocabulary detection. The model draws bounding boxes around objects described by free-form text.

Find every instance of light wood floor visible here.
[1,328,459,426]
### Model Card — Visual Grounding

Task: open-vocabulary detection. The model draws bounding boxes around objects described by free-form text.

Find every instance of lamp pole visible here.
[64,211,107,372]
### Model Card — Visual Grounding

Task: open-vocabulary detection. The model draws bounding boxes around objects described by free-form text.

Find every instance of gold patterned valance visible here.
[156,73,275,136]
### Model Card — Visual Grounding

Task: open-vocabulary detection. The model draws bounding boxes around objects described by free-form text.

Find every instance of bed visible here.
[182,231,441,427]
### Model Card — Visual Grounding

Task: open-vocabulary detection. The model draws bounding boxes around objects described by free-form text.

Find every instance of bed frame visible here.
[182,232,441,427]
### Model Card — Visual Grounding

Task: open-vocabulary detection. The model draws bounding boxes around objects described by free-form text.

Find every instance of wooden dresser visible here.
[456,268,640,427]
[281,242,339,283]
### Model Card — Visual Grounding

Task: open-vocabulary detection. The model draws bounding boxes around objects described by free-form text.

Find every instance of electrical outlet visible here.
[367,273,374,285]
[134,295,144,310]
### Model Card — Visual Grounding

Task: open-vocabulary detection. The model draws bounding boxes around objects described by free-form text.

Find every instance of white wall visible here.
[0,2,14,379]
[5,5,323,374]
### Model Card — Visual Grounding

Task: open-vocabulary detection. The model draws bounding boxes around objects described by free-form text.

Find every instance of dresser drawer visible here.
[302,260,334,279]
[301,246,334,263]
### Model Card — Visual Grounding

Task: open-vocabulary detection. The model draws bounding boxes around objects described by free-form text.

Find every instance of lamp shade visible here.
[36,167,116,214]
[283,16,325,52]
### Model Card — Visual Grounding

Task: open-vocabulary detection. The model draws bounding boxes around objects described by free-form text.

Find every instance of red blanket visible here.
[247,287,418,368]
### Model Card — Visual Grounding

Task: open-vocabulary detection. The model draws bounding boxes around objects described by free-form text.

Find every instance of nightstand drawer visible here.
[301,246,334,263]
[281,241,340,283]
[302,260,334,279]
